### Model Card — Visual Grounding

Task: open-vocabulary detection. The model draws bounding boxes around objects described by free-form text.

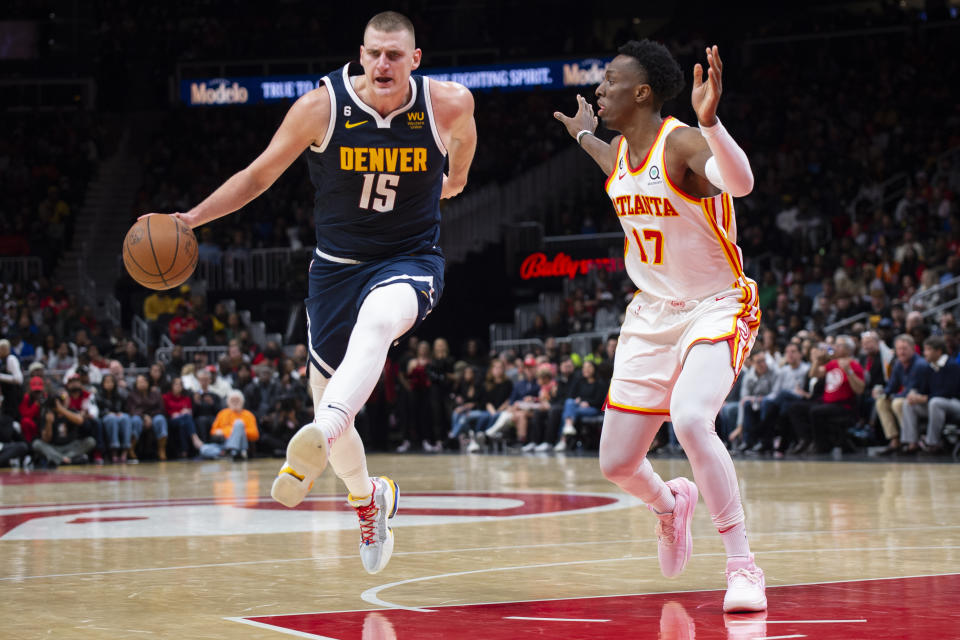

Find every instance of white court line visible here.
[504,616,610,622]
[223,570,960,628]
[730,619,866,624]
[360,551,960,611]
[7,540,960,583]
[226,616,338,640]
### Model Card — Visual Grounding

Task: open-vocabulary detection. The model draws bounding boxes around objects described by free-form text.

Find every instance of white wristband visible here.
[698,117,754,197]
[576,130,593,145]
[698,117,724,138]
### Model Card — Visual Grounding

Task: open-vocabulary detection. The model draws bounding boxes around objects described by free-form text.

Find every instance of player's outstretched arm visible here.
[681,45,753,198]
[150,88,330,229]
[554,95,614,175]
[431,80,477,199]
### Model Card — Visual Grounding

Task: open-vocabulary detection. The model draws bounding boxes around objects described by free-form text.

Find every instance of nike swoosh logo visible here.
[345,120,368,129]
[618,172,626,179]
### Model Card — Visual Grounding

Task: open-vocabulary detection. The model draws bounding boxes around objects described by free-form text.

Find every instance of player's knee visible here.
[357,285,418,338]
[599,449,644,485]
[670,405,712,443]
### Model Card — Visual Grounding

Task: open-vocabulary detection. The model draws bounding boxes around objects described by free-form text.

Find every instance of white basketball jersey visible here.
[605,117,755,302]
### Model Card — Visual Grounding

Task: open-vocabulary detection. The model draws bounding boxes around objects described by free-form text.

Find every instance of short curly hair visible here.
[616,39,684,107]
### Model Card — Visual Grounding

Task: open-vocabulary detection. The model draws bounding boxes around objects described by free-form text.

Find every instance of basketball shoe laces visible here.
[655,514,677,544]
[355,502,380,545]
[727,566,763,585]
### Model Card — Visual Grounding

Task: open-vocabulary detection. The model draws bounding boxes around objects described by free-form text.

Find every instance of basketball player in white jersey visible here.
[554,41,765,612]
[143,12,476,575]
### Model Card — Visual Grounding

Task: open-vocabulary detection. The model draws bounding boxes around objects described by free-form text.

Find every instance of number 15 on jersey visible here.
[359,173,399,212]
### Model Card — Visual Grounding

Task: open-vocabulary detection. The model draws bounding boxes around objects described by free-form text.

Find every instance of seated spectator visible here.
[97,373,132,463]
[8,330,35,364]
[449,365,482,440]
[859,331,892,390]
[164,344,187,378]
[874,334,927,455]
[899,336,960,455]
[168,302,199,345]
[484,354,540,444]
[62,354,102,386]
[87,344,109,372]
[180,363,200,392]
[0,392,30,467]
[555,360,606,452]
[717,374,744,447]
[64,372,102,463]
[465,358,513,453]
[162,377,204,458]
[207,366,234,399]
[729,354,777,451]
[783,368,826,455]
[200,390,258,460]
[126,374,169,461]
[522,365,558,452]
[18,375,47,443]
[31,391,96,468]
[244,363,283,422]
[257,397,302,457]
[108,360,133,390]
[191,371,224,442]
[802,335,866,454]
[148,362,170,393]
[120,339,147,370]
[34,334,57,367]
[0,338,24,419]
[754,343,810,454]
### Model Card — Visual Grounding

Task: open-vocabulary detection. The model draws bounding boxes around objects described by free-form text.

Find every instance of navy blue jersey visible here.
[306,63,447,262]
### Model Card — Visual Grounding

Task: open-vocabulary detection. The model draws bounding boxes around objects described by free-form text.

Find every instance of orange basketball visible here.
[122,214,198,290]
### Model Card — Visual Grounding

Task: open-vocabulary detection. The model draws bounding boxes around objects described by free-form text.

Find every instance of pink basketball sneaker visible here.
[723,554,767,612]
[649,477,698,578]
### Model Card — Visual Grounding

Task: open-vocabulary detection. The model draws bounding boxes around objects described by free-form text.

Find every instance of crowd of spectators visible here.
[4,5,960,467]
[0,272,621,467]
[0,111,107,276]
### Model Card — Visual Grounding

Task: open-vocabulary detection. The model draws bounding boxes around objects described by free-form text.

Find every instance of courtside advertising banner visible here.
[180,57,611,105]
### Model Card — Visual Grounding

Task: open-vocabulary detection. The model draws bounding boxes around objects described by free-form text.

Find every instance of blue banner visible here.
[180,57,611,106]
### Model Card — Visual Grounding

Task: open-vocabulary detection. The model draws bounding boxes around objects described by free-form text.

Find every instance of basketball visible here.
[122,214,199,290]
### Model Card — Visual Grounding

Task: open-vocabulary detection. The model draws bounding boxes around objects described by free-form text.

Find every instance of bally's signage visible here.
[520,252,625,280]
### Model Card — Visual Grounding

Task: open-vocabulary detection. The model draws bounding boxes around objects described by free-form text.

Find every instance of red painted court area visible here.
[241,573,960,639]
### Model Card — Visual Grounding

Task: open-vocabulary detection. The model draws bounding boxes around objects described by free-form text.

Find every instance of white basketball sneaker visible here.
[348,476,400,575]
[270,423,330,508]
[723,554,767,612]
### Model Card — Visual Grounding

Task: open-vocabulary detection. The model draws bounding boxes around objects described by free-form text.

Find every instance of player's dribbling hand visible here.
[691,45,723,127]
[553,94,597,140]
[136,212,199,229]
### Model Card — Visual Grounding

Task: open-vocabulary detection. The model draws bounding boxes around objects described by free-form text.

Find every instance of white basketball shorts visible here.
[606,285,761,415]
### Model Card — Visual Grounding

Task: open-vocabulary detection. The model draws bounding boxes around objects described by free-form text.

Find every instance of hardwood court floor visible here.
[1,453,959,639]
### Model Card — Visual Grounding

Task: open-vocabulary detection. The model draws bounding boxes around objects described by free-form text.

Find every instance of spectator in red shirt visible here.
[802,336,866,454]
[162,377,204,458]
[18,375,47,442]
[168,303,199,345]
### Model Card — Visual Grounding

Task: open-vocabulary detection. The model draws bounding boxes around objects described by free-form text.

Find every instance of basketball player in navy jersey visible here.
[146,12,476,574]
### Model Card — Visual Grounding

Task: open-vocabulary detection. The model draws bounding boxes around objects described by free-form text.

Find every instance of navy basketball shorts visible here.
[304,251,445,378]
